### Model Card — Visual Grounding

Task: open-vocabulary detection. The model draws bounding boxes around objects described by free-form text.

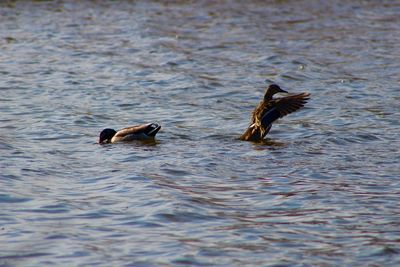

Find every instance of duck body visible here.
[240,84,310,142]
[98,122,161,144]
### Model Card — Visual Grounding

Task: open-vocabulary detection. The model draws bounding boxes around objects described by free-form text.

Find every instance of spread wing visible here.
[260,92,310,127]
[240,92,310,141]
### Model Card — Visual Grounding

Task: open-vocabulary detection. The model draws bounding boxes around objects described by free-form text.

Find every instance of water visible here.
[1,1,400,266]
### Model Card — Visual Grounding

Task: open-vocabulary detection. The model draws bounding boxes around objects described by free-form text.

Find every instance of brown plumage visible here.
[240,84,310,142]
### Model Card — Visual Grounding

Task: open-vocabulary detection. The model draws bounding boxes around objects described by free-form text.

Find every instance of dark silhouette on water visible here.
[99,123,161,144]
[240,84,310,142]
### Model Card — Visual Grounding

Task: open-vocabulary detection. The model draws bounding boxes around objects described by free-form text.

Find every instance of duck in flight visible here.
[98,122,161,144]
[240,84,310,142]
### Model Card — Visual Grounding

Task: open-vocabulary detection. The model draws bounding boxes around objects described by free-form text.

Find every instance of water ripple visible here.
[1,1,400,266]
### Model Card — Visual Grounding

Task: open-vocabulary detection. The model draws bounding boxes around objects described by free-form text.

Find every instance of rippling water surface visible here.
[1,1,400,266]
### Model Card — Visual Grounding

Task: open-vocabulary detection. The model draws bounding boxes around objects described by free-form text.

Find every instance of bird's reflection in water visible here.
[253,138,288,149]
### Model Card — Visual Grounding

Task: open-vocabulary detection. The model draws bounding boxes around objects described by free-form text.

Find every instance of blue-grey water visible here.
[1,1,400,266]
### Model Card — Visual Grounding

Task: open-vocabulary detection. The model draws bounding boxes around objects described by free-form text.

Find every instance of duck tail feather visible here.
[146,123,161,136]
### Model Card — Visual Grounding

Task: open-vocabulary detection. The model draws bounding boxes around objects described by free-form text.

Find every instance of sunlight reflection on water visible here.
[1,0,400,266]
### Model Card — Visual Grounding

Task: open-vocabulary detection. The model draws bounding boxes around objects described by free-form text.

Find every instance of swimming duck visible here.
[240,84,310,142]
[98,122,161,144]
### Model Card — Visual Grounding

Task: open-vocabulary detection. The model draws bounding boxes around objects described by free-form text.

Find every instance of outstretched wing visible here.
[240,92,310,141]
[261,93,310,127]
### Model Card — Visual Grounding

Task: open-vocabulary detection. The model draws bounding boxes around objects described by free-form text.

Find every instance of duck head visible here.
[264,84,288,100]
[99,128,117,144]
